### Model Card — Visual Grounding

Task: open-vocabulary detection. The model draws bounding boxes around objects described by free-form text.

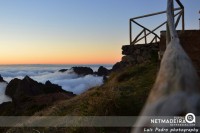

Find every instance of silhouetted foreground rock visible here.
[5,76,72,101]
[72,67,93,76]
[0,102,13,115]
[0,75,6,83]
[2,76,75,115]
[96,66,110,76]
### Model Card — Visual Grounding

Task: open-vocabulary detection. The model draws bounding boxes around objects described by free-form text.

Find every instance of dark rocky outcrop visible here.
[96,66,110,76]
[0,102,14,115]
[1,76,75,115]
[0,75,6,83]
[5,76,74,105]
[59,69,68,72]
[44,80,70,94]
[72,67,93,76]
[59,66,111,77]
[112,62,127,71]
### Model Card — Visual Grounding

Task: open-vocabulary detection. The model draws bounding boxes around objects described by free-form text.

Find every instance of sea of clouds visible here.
[0,65,112,104]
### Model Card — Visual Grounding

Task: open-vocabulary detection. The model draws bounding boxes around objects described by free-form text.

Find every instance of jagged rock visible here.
[59,69,68,72]
[97,66,110,76]
[2,76,76,115]
[72,67,93,76]
[6,76,44,100]
[44,80,69,94]
[0,75,6,83]
[5,76,74,104]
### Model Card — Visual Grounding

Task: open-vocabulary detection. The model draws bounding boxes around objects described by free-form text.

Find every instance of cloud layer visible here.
[31,70,103,94]
[0,65,111,101]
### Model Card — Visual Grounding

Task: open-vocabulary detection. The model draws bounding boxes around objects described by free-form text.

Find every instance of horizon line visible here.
[0,63,114,66]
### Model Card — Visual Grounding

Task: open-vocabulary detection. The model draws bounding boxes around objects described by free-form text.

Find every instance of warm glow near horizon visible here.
[0,41,121,65]
[0,0,199,65]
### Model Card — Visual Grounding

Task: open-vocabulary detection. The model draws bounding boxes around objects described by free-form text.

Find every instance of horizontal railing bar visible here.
[130,7,181,20]
[151,10,181,32]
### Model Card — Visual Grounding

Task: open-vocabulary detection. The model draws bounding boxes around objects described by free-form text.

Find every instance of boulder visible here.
[97,66,110,76]
[72,67,93,76]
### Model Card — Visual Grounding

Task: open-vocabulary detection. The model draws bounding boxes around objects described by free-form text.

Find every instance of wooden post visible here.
[199,11,200,30]
[175,0,185,31]
[166,0,176,45]
[129,19,132,45]
[199,18,200,30]
[182,10,185,31]
[144,29,147,44]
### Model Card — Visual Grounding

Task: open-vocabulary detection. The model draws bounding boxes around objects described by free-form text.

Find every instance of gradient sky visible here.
[0,0,199,65]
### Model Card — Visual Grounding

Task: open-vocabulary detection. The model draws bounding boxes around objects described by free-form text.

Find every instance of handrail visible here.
[175,0,184,9]
[130,8,181,20]
[129,0,184,45]
[132,10,182,44]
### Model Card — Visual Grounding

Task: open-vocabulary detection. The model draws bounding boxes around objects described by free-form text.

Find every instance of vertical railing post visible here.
[182,9,185,31]
[144,29,147,44]
[198,10,200,29]
[175,0,185,31]
[199,18,200,30]
[130,19,132,45]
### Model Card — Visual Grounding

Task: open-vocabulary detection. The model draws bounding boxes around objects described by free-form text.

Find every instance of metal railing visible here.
[129,0,184,45]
